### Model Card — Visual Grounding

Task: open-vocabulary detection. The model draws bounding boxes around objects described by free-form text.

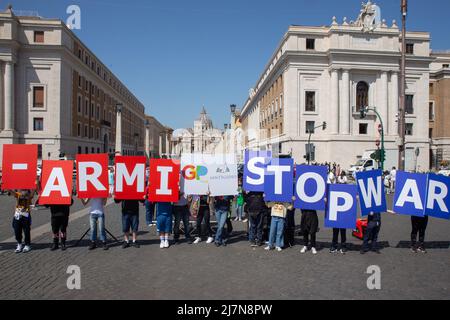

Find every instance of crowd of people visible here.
[5,163,429,255]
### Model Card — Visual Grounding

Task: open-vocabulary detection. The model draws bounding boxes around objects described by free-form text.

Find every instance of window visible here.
[91,103,95,117]
[84,125,88,137]
[78,146,82,154]
[96,106,100,120]
[77,123,81,137]
[91,147,95,154]
[85,147,89,154]
[406,43,414,54]
[443,64,450,69]
[33,118,44,131]
[429,102,435,121]
[90,127,94,138]
[78,49,82,59]
[359,123,368,135]
[77,96,82,113]
[356,81,369,110]
[84,100,89,116]
[33,86,44,108]
[97,148,100,153]
[405,123,413,136]
[306,38,315,50]
[34,31,44,43]
[78,75,82,87]
[96,128,100,140]
[305,91,316,112]
[429,128,433,139]
[364,160,373,168]
[406,95,414,114]
[306,121,315,134]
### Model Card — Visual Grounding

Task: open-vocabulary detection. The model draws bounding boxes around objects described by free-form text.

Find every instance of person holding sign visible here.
[265,201,294,252]
[410,216,428,253]
[300,209,319,255]
[245,191,266,247]
[213,196,234,247]
[45,198,74,251]
[114,198,143,249]
[81,198,109,251]
[173,192,192,245]
[360,212,381,254]
[156,202,174,249]
[192,195,214,245]
[9,189,36,253]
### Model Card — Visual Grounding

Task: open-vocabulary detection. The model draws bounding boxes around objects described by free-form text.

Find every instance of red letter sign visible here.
[114,156,147,200]
[148,159,180,202]
[1,144,38,190]
[39,161,73,205]
[76,154,109,198]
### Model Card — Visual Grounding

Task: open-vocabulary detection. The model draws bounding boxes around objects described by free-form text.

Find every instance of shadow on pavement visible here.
[395,241,450,249]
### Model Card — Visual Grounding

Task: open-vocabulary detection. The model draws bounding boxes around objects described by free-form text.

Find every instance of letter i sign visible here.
[1,144,38,190]
[148,159,180,202]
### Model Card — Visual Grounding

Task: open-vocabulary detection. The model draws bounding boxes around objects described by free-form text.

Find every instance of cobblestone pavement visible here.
[0,194,448,300]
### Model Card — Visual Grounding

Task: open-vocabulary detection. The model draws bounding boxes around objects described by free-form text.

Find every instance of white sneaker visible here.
[15,244,23,253]
[164,240,170,248]
[300,246,308,254]
[276,247,283,252]
[206,237,214,244]
[311,247,317,255]
[193,237,202,244]
[22,245,31,253]
[264,245,272,251]
[160,241,165,249]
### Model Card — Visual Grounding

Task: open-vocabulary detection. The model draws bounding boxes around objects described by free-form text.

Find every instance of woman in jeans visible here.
[81,197,108,250]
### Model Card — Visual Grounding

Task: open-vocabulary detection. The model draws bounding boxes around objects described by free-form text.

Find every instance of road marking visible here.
[0,200,114,248]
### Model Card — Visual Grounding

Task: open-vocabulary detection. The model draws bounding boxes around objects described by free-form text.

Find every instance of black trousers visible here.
[332,228,347,249]
[363,221,381,250]
[303,232,316,248]
[173,205,190,240]
[12,216,31,246]
[196,206,212,238]
[249,212,264,243]
[51,215,69,236]
[411,216,428,248]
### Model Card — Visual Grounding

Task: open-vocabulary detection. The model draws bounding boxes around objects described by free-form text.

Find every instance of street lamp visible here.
[116,103,122,113]
[230,104,237,114]
[306,121,327,165]
[398,0,408,171]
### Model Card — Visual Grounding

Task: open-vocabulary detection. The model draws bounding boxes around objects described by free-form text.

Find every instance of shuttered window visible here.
[33,86,44,108]
[34,31,44,43]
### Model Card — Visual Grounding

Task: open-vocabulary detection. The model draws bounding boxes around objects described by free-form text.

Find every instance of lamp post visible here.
[115,103,123,155]
[398,0,408,171]
[306,122,327,165]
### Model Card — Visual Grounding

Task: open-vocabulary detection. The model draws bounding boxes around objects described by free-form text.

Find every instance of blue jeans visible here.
[268,216,285,248]
[215,210,228,244]
[236,205,244,220]
[90,213,106,242]
[145,200,155,225]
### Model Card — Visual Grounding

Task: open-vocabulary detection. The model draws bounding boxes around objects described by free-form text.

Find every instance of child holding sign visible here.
[9,189,36,253]
[265,202,294,252]
[156,202,173,249]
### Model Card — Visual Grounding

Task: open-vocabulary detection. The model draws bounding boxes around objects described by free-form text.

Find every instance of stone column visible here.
[145,121,150,158]
[159,135,163,157]
[4,61,14,131]
[165,133,170,156]
[340,69,350,135]
[115,105,122,154]
[380,71,389,135]
[0,61,3,131]
[330,69,339,135]
[390,72,399,136]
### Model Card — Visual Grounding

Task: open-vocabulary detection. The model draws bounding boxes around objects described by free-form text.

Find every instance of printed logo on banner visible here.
[424,173,450,220]
[393,171,427,217]
[148,159,180,202]
[325,184,358,229]
[114,156,147,200]
[243,150,272,192]
[264,158,294,202]
[1,144,38,190]
[38,160,73,205]
[356,170,387,216]
[76,154,109,199]
[294,165,328,211]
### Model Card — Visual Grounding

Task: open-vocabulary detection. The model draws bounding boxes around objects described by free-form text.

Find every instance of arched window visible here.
[356,81,369,110]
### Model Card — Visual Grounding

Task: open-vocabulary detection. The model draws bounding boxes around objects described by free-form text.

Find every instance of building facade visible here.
[0,6,145,165]
[240,2,432,171]
[429,53,450,168]
[172,108,223,157]
[145,115,172,158]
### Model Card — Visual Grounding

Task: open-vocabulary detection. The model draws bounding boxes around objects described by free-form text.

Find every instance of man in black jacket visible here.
[115,199,144,248]
[245,191,266,247]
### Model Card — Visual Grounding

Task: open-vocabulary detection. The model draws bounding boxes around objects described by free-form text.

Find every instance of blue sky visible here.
[4,0,450,129]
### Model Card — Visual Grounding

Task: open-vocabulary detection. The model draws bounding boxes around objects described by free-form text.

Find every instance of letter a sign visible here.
[39,160,73,205]
[148,159,180,202]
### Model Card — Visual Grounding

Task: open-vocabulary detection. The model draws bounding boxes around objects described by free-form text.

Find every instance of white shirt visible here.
[327,172,336,184]
[390,169,397,181]
[90,198,104,215]
[338,176,348,184]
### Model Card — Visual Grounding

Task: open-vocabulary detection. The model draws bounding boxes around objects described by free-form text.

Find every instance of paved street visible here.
[0,194,449,300]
